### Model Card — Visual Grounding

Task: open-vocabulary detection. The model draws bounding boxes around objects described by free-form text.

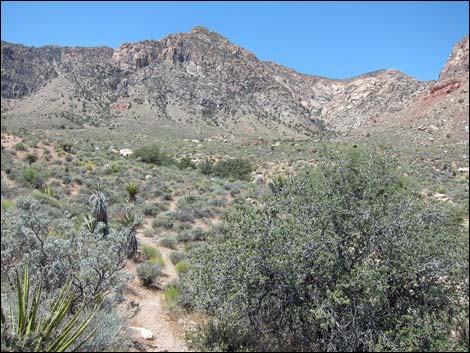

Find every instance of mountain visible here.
[356,35,469,145]
[1,27,467,140]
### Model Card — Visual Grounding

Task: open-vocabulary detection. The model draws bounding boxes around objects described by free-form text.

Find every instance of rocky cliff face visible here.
[0,28,467,139]
[439,35,469,82]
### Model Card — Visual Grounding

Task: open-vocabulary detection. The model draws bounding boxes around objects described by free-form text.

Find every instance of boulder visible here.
[129,326,154,340]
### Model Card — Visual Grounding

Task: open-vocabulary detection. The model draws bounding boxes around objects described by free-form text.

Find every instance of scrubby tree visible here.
[181,148,468,352]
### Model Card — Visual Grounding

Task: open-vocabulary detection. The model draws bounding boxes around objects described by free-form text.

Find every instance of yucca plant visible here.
[125,181,139,202]
[41,185,55,198]
[80,213,98,233]
[89,190,109,236]
[1,267,99,352]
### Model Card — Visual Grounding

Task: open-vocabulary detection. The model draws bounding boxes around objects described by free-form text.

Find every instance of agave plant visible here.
[88,190,109,235]
[125,181,139,202]
[1,267,99,352]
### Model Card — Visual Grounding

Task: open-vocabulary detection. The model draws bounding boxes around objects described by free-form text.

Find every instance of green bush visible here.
[213,158,252,181]
[134,144,174,166]
[22,167,44,189]
[136,261,162,288]
[181,148,468,352]
[177,157,197,170]
[198,159,214,175]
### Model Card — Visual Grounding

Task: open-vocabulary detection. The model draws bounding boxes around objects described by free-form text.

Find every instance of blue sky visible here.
[1,1,468,81]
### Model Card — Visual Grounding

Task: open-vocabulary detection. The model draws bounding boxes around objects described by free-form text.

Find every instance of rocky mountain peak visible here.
[439,35,469,81]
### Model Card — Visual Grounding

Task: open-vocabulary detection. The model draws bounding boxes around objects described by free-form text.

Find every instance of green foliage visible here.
[134,144,174,166]
[141,244,160,260]
[198,159,214,175]
[24,153,38,165]
[1,199,14,210]
[163,283,180,311]
[182,148,468,352]
[22,166,44,189]
[125,181,139,202]
[159,236,178,249]
[212,158,253,181]
[13,142,27,151]
[137,261,162,288]
[169,252,186,265]
[177,157,197,170]
[1,267,99,352]
[152,215,174,230]
[175,260,188,274]
[199,158,253,181]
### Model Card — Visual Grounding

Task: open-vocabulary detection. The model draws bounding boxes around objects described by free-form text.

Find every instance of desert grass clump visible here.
[163,283,180,310]
[141,244,160,260]
[175,260,188,274]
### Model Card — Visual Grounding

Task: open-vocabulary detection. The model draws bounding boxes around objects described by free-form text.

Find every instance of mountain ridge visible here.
[1,28,468,140]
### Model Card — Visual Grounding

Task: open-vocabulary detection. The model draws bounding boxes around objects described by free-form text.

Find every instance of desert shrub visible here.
[24,153,38,165]
[152,214,174,230]
[137,261,162,288]
[13,142,26,151]
[22,166,44,189]
[143,202,167,216]
[199,159,214,175]
[169,252,186,265]
[1,198,129,306]
[177,157,197,170]
[159,236,178,249]
[175,222,192,231]
[172,209,195,223]
[1,150,12,173]
[181,148,468,352]
[213,158,252,181]
[134,144,174,166]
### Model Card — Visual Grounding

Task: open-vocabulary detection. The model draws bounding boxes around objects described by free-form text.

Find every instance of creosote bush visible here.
[181,148,468,352]
[133,144,174,166]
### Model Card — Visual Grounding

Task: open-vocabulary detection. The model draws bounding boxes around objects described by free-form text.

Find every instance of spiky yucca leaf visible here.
[1,266,100,352]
